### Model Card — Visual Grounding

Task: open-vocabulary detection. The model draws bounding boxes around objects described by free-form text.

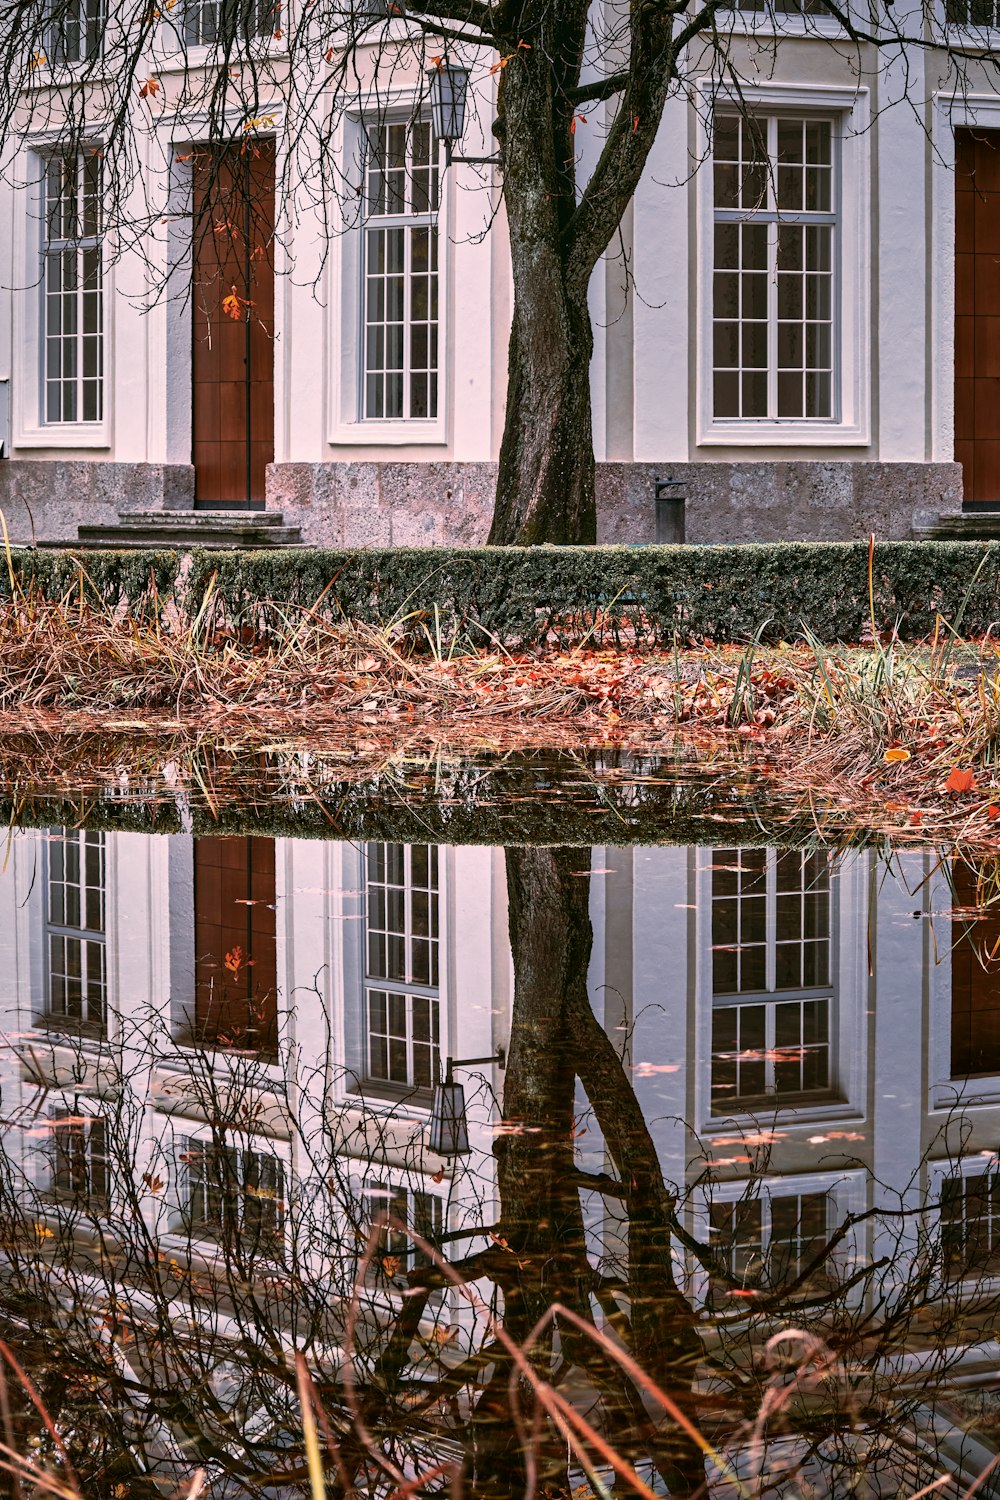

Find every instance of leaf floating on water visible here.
[883,746,911,763]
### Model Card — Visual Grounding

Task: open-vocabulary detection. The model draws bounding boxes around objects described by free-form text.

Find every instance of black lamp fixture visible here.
[427,58,501,167]
[428,1048,506,1158]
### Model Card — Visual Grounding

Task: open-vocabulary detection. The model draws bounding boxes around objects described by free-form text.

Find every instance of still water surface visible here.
[3,757,1000,1498]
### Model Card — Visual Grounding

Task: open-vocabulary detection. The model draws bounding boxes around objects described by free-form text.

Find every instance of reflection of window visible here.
[365,1182,443,1287]
[46,829,106,1029]
[728,0,825,10]
[712,114,836,421]
[50,1111,108,1207]
[941,1170,1000,1275]
[362,121,439,421]
[183,0,279,44]
[182,1140,285,1241]
[711,849,833,1112]
[364,843,440,1094]
[709,1190,829,1294]
[43,152,103,425]
[45,0,103,64]
[946,0,1000,23]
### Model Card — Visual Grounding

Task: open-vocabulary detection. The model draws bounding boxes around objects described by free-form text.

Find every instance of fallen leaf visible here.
[883,746,911,763]
[946,766,977,795]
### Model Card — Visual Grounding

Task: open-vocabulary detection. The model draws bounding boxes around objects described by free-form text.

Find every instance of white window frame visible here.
[362,841,442,1099]
[329,104,449,447]
[693,847,868,1132]
[688,1167,867,1309]
[11,141,110,449]
[695,81,870,447]
[43,0,105,67]
[166,1125,290,1247]
[43,828,108,1032]
[47,1105,109,1209]
[926,1154,1000,1292]
[363,1178,446,1294]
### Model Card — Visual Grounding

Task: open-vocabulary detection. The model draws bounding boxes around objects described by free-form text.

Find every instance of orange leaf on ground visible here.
[884,746,911,763]
[946,766,977,795]
[989,806,1000,820]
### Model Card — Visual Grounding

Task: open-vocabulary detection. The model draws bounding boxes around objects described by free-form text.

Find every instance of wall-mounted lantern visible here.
[428,1048,506,1158]
[427,59,501,168]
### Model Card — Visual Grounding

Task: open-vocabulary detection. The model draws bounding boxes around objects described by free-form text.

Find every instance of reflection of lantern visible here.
[427,61,471,149]
[427,1050,506,1160]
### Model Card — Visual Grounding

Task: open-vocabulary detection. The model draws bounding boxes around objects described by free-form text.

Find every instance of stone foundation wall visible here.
[268,459,965,547]
[0,462,194,544]
[0,456,964,546]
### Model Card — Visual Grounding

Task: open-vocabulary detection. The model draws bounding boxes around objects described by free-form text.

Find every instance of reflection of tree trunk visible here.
[485,846,705,1498]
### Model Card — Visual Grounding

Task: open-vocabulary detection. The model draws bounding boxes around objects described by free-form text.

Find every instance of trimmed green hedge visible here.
[186,541,1000,645]
[0,548,180,611]
[8,540,1000,644]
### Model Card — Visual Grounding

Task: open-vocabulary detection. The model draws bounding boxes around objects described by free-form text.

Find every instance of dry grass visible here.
[5,588,1000,847]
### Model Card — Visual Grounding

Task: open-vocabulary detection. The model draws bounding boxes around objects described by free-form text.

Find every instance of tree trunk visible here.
[487,40,598,547]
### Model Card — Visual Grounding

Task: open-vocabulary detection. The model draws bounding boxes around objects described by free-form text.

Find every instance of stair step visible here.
[119,509,288,527]
[926,515,1000,540]
[76,523,303,549]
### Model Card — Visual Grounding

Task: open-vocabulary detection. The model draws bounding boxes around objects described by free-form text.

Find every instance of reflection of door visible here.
[194,837,277,1054]
[191,141,275,509]
[956,128,1000,503]
[951,859,1000,1077]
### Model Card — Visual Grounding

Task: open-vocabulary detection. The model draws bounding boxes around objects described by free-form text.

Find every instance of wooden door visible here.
[955,128,1000,503]
[951,859,1000,1077]
[191,141,275,509]
[194,836,278,1054]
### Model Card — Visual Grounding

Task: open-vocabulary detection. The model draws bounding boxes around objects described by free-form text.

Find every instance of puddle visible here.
[2,751,1000,1496]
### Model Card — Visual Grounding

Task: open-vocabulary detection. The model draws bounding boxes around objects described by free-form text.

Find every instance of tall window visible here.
[362,121,439,421]
[365,1182,443,1290]
[712,113,836,421]
[50,1111,108,1208]
[45,0,103,65]
[182,1140,285,1241]
[43,152,103,424]
[941,1170,1000,1276]
[708,1190,829,1296]
[364,842,440,1094]
[710,849,833,1112]
[183,0,279,45]
[46,829,107,1029]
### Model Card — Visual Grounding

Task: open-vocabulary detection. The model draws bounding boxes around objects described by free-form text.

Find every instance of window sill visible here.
[714,10,846,36]
[329,420,448,449]
[347,1080,435,1113]
[706,1096,857,1128]
[33,1013,107,1043]
[14,425,110,451]
[698,420,870,448]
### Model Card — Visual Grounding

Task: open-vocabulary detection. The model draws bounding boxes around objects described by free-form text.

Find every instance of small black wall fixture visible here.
[654,476,686,545]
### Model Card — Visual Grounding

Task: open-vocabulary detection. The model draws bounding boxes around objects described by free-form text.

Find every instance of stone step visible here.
[75,522,303,549]
[118,509,289,527]
[925,514,1000,541]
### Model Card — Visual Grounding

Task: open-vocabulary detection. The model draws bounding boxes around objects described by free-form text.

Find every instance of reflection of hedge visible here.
[0,548,179,610]
[187,541,1000,645]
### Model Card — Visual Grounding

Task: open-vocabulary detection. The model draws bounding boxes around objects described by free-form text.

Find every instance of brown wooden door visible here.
[194,836,278,1054]
[955,128,1000,503]
[191,141,275,509]
[951,858,1000,1077]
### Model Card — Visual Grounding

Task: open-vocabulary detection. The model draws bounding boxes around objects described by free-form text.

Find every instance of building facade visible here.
[0,2,995,547]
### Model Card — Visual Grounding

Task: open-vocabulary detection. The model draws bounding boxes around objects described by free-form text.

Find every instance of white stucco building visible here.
[1,0,998,547]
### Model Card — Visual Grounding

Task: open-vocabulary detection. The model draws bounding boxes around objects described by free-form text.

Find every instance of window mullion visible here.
[765,849,776,994]
[402,219,412,421]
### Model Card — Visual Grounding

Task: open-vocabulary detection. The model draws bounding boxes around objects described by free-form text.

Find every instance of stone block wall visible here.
[0,456,964,547]
[268,459,965,547]
[0,462,194,544]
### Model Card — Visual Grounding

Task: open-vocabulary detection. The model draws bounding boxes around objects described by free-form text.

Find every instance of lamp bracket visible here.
[444,141,502,167]
[445,1047,506,1079]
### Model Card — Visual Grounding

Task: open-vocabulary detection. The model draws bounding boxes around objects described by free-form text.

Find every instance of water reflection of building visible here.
[3,830,1000,1349]
[0,830,509,1281]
